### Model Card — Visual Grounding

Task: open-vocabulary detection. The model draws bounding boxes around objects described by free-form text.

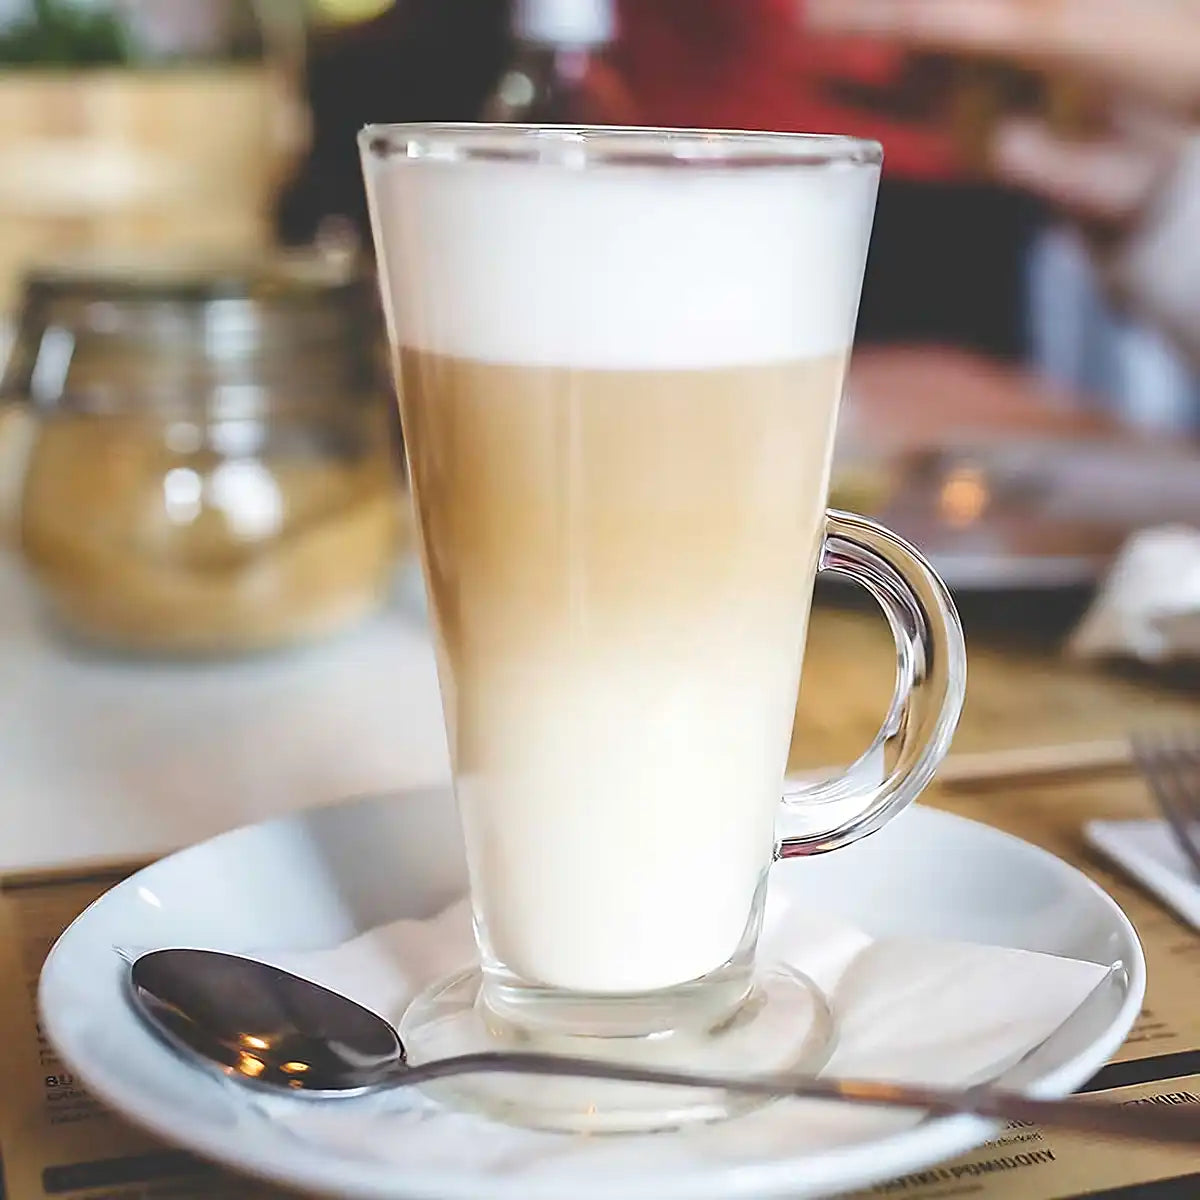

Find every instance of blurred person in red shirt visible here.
[280,0,1042,356]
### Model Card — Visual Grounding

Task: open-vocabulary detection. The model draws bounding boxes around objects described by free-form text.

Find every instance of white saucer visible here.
[40,792,1144,1200]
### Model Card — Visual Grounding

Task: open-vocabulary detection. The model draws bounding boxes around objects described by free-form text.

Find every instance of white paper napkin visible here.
[1086,819,1200,931]
[231,893,1111,1172]
[1069,525,1200,663]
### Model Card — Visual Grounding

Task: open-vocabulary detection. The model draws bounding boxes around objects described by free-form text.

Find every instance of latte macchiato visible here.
[361,126,966,1133]
[367,145,879,996]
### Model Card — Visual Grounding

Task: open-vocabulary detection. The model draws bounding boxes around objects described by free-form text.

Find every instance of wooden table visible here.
[792,594,1200,851]
[792,597,1200,773]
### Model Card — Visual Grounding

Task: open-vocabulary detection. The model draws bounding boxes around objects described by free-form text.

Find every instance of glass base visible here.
[399,964,836,1133]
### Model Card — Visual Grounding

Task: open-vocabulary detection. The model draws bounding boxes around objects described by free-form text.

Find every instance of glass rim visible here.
[359,123,883,170]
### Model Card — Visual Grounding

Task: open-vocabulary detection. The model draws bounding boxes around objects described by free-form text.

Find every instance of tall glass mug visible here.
[359,125,966,1131]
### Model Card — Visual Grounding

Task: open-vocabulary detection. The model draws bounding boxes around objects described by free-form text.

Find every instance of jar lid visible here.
[23,248,366,306]
[3,249,385,415]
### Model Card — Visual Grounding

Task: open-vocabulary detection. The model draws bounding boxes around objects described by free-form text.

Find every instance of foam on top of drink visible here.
[366,158,880,370]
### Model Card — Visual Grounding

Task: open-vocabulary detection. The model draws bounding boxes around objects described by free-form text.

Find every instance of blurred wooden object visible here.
[932,737,1133,788]
[846,344,1109,449]
[0,65,304,313]
[834,345,1200,587]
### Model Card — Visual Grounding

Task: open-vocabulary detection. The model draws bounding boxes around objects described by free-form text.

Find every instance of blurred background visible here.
[2,0,1199,634]
[0,0,1199,863]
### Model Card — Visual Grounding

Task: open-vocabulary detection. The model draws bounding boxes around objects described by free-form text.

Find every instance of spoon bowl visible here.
[130,946,404,1094]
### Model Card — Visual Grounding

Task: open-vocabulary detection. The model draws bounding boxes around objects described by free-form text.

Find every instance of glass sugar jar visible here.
[0,251,405,657]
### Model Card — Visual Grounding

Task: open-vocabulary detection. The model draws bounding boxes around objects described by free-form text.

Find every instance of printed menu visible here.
[1,832,1197,1200]
[0,864,286,1199]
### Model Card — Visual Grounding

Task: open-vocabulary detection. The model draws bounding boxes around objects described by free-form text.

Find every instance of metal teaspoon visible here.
[126,948,1199,1146]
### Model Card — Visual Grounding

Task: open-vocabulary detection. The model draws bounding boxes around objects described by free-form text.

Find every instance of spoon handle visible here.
[403,1052,1200,1147]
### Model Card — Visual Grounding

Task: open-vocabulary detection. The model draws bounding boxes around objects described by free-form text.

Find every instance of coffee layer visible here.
[400,348,847,992]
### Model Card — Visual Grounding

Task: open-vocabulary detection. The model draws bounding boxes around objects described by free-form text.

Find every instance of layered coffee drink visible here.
[399,350,844,993]
[369,148,879,997]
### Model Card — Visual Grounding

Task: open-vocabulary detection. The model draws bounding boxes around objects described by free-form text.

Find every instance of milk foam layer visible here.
[366,156,879,369]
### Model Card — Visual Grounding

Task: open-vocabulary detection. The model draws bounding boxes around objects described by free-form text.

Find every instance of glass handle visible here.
[777,510,967,858]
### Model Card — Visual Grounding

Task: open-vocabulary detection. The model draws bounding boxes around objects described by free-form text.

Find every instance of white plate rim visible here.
[39,795,1147,1200]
